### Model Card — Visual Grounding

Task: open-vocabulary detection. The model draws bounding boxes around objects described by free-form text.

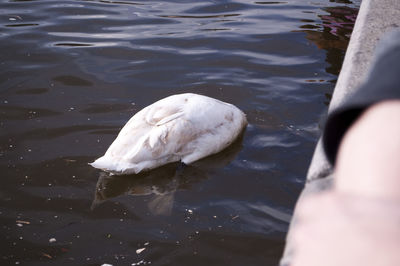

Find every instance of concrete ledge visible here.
[280,0,400,264]
[307,0,400,183]
[329,0,400,113]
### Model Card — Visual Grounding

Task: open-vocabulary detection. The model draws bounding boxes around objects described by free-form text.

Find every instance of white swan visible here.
[90,93,247,175]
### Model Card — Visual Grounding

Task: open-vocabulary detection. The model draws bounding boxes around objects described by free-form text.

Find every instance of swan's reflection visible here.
[92,133,244,215]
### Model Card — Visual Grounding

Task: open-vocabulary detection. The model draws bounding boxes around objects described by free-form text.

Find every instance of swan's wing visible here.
[155,111,184,126]
[145,104,184,126]
[148,125,168,148]
[127,108,188,160]
[142,104,186,147]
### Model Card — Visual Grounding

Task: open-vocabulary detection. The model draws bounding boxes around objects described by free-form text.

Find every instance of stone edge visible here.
[280,0,400,265]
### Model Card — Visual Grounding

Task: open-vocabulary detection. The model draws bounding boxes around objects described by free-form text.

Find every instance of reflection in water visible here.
[92,133,244,215]
[92,164,201,215]
[299,6,358,75]
[321,7,358,39]
[296,4,358,106]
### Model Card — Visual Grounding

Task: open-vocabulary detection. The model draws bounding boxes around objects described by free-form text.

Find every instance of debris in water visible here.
[131,260,151,265]
[136,248,146,254]
[42,253,52,259]
[49,238,56,243]
[16,220,30,225]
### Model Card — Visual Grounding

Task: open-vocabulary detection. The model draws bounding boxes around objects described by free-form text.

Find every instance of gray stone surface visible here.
[328,0,400,113]
[280,0,400,265]
[280,175,334,266]
[307,0,400,183]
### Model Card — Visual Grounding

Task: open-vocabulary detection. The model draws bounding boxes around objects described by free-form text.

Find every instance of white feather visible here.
[90,93,247,175]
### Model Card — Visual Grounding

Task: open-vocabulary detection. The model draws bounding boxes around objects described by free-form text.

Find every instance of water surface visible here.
[1,0,358,265]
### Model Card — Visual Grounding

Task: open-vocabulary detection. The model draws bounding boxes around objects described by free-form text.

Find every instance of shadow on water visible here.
[92,132,245,215]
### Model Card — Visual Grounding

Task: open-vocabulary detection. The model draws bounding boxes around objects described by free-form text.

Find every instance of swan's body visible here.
[90,93,247,175]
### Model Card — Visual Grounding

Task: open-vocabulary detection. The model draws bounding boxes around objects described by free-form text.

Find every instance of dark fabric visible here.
[323,37,400,165]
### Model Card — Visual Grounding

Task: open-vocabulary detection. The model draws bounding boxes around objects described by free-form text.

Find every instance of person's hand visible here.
[291,191,400,266]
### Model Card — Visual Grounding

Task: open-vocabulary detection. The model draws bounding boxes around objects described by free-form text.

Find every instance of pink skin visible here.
[335,100,400,200]
[292,100,400,266]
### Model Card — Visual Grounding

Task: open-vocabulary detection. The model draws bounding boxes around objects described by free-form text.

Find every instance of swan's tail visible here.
[89,156,122,175]
[89,156,141,175]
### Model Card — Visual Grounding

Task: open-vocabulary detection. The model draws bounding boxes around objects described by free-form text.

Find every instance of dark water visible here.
[1,0,358,265]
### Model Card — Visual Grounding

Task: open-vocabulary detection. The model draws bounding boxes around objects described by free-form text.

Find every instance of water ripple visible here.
[4,23,39,27]
[251,134,300,148]
[209,200,291,234]
[0,0,360,264]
